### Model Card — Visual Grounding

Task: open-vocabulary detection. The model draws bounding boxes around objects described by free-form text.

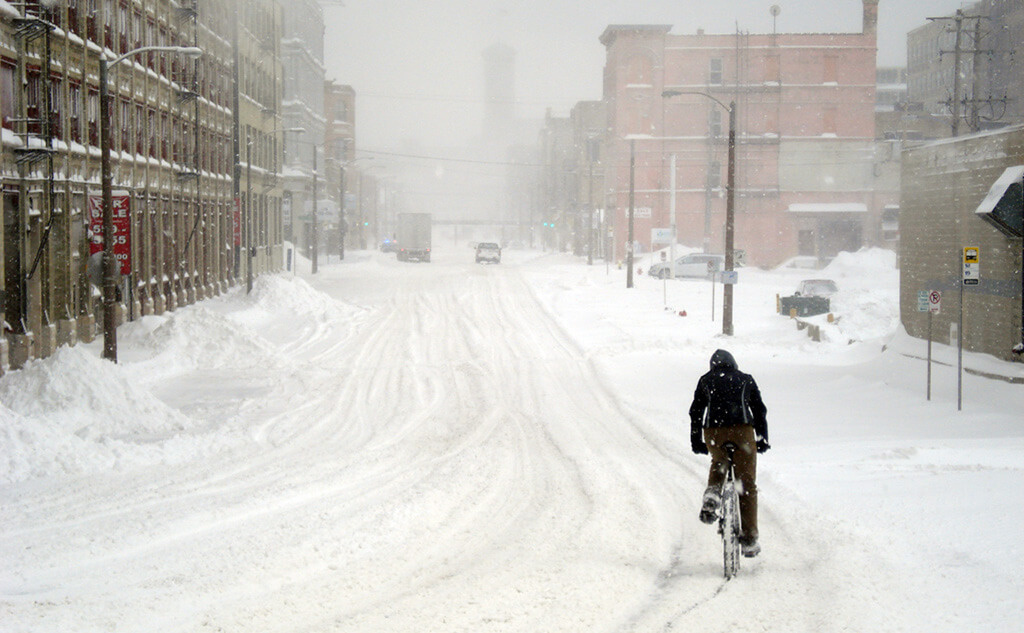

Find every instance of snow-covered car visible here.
[475,242,501,264]
[794,279,838,297]
[780,279,837,317]
[648,253,724,279]
[777,255,821,270]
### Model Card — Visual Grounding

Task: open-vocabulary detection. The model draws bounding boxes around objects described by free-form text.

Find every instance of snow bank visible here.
[0,273,362,484]
[0,346,195,483]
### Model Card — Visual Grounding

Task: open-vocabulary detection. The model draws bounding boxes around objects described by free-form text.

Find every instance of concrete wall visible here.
[900,125,1024,361]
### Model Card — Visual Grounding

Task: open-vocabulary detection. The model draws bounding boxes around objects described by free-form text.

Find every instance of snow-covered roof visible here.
[787,203,867,213]
[975,164,1024,237]
[0,0,20,20]
[976,165,1024,215]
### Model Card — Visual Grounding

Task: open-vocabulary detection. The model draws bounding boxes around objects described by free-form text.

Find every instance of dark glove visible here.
[756,439,770,454]
[691,438,709,455]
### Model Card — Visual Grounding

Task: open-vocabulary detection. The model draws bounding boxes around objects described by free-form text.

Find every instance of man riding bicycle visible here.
[689,349,770,558]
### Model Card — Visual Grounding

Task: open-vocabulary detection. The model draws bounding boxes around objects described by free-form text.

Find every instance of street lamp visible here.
[333,155,373,260]
[662,89,737,336]
[100,45,202,362]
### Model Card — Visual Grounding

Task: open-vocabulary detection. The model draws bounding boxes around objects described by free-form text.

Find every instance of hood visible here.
[709,349,738,371]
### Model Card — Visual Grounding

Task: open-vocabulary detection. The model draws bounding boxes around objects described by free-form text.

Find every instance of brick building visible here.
[600,0,882,267]
[323,80,356,253]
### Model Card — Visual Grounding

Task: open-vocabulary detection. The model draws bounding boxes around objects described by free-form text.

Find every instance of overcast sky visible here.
[323,0,969,151]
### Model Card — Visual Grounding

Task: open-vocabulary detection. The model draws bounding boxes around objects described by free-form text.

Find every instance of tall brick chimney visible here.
[863,0,879,35]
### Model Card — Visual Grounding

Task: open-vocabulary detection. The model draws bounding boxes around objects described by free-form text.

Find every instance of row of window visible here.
[631,54,837,87]
[7,0,261,128]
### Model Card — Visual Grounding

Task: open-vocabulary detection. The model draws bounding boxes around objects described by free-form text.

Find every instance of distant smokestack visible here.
[863,0,879,36]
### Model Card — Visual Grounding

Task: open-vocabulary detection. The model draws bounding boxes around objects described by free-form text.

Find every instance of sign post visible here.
[920,290,941,400]
[959,247,979,411]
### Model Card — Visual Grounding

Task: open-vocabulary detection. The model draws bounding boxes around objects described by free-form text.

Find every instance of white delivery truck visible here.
[396,213,432,262]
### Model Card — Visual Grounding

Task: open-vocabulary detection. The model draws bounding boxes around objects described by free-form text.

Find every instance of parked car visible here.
[794,279,838,297]
[648,253,725,279]
[780,279,838,317]
[776,255,822,270]
[475,242,502,264]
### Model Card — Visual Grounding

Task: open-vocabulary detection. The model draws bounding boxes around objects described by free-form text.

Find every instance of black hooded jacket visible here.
[689,349,769,445]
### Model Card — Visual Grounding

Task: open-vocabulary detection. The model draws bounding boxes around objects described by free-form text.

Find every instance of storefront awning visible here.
[975,165,1023,237]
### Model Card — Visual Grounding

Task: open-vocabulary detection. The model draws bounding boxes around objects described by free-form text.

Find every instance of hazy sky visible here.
[323,0,969,151]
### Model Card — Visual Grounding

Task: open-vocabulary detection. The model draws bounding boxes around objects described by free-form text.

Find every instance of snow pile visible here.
[0,346,188,435]
[0,346,193,483]
[822,248,901,342]
[121,306,283,375]
[240,274,353,324]
[0,273,363,484]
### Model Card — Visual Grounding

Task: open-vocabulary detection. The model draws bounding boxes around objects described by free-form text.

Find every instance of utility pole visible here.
[952,10,963,137]
[587,153,594,266]
[929,9,992,136]
[311,145,318,274]
[246,137,253,294]
[971,16,983,133]
[626,139,635,289]
[722,102,737,336]
[231,3,241,281]
[338,163,346,260]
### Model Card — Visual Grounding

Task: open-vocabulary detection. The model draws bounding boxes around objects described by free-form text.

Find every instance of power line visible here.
[359,148,543,167]
[354,90,575,109]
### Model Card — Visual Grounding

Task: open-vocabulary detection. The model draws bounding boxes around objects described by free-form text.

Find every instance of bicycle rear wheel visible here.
[720,479,742,579]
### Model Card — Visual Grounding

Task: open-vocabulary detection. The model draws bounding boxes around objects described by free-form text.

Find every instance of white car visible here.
[475,242,502,264]
[648,253,725,279]
[794,279,838,297]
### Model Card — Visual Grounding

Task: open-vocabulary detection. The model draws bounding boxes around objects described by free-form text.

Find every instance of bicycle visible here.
[717,442,743,580]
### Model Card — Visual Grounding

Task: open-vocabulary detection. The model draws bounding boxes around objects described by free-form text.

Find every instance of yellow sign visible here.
[963,247,979,264]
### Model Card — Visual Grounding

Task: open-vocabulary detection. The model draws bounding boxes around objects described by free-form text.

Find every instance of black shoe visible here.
[740,536,760,558]
[699,491,720,524]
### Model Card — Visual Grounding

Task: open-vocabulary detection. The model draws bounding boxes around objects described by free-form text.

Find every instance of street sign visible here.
[963,246,980,285]
[625,206,652,218]
[651,228,673,244]
[720,270,738,285]
[917,290,929,312]
[928,290,941,314]
[87,191,132,275]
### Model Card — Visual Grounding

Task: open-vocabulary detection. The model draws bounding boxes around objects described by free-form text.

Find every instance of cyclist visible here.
[689,349,770,557]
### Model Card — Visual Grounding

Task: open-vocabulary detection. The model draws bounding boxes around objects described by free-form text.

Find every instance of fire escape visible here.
[7,2,56,341]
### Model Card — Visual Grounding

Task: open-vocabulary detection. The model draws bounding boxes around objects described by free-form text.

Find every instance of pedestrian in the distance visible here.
[689,349,770,557]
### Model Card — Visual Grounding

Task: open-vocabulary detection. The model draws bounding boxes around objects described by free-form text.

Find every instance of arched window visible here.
[625,54,653,85]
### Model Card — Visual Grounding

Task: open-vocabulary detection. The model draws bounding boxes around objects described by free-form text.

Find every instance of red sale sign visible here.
[87,191,132,275]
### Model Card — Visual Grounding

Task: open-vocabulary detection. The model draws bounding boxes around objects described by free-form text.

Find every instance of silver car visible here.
[475,242,501,264]
[648,253,725,279]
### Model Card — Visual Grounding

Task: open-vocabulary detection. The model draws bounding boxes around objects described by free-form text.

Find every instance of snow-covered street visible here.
[2,245,1022,632]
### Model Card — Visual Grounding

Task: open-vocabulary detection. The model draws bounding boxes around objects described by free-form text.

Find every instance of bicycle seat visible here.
[721,441,738,454]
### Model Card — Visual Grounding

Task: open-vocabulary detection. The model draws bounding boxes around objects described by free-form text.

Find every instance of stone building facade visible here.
[280,0,325,260]
[0,0,284,372]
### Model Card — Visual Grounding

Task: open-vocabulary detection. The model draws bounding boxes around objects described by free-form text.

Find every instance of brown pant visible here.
[704,424,758,540]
